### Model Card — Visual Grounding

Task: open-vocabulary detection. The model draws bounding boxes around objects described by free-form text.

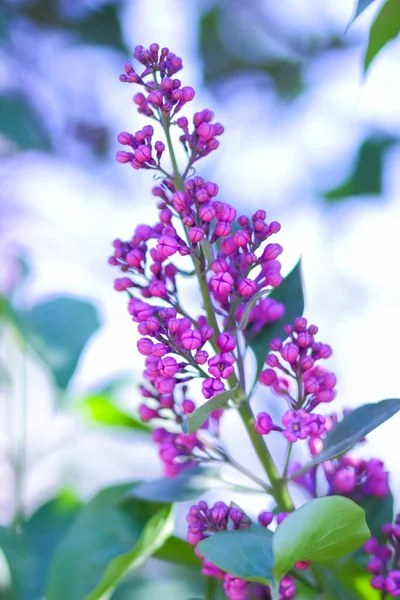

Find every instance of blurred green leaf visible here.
[183,386,237,434]
[347,0,377,28]
[0,494,81,600]
[355,492,394,542]
[199,7,302,98]
[129,466,236,503]
[21,296,100,390]
[153,536,201,569]
[77,393,151,433]
[311,398,400,466]
[320,561,380,599]
[198,526,273,585]
[365,0,400,70]
[273,497,370,581]
[6,0,126,51]
[249,260,304,379]
[47,484,173,600]
[324,137,395,201]
[0,96,51,151]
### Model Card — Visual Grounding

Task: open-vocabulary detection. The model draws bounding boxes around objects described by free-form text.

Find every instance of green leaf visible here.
[272,496,370,581]
[365,0,400,70]
[324,137,395,201]
[249,260,304,378]
[197,526,273,585]
[0,96,51,151]
[153,536,202,569]
[312,398,400,466]
[355,492,394,542]
[0,493,81,600]
[347,0,377,29]
[46,484,174,600]
[77,393,151,433]
[183,386,237,434]
[22,296,100,390]
[128,467,227,503]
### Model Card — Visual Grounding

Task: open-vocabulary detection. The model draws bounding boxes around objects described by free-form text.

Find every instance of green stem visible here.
[238,402,293,512]
[282,443,293,480]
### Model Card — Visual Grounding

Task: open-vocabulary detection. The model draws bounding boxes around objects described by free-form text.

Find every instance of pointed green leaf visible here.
[365,0,400,70]
[249,260,304,378]
[347,0,377,29]
[312,398,400,466]
[183,386,237,434]
[273,496,370,581]
[46,484,173,600]
[198,526,273,585]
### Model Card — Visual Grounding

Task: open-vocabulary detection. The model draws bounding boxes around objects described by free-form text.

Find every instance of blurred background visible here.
[0,0,400,595]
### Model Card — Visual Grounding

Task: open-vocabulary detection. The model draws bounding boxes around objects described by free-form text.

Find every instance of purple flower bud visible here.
[259,369,277,386]
[181,328,203,350]
[210,272,234,295]
[238,278,257,297]
[195,350,208,365]
[202,377,225,399]
[333,467,356,494]
[157,235,178,257]
[148,89,163,107]
[255,412,275,435]
[139,404,158,422]
[258,511,274,528]
[262,243,283,260]
[280,343,299,364]
[182,399,195,414]
[181,86,195,102]
[188,226,205,243]
[137,338,154,355]
[116,151,132,163]
[217,333,236,352]
[134,145,152,163]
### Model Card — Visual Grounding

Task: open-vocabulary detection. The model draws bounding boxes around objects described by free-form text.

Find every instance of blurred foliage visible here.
[0,0,126,50]
[324,136,396,201]
[20,297,100,390]
[46,485,173,600]
[199,3,351,99]
[77,392,151,432]
[0,96,51,151]
[0,494,81,600]
[0,0,126,155]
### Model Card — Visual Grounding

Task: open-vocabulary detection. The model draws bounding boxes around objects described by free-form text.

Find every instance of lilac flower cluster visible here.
[255,317,335,443]
[364,516,400,596]
[289,429,389,500]
[110,42,395,599]
[187,501,296,599]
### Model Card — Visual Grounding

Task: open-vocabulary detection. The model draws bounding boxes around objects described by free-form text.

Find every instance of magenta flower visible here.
[202,377,225,399]
[281,409,311,442]
[208,353,235,379]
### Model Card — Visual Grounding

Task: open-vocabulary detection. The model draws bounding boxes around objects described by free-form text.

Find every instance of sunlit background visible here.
[1,0,400,593]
